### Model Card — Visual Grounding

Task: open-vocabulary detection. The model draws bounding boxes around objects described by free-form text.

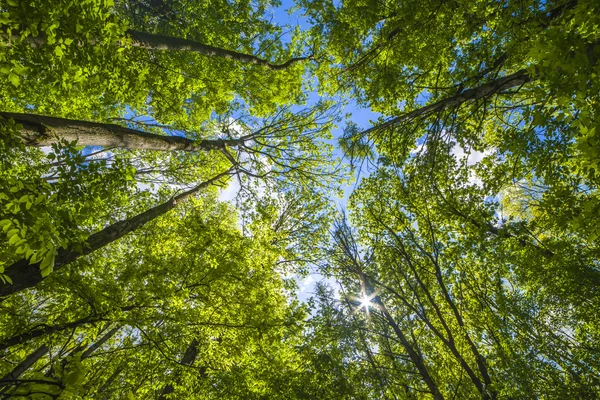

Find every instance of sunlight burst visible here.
[359,295,373,309]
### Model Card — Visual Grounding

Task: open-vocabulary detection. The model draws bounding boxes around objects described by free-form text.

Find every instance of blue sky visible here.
[264,0,382,303]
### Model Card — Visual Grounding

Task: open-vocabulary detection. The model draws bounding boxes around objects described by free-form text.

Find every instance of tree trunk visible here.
[2,29,308,70]
[356,0,582,138]
[0,308,135,351]
[334,221,443,399]
[158,339,199,400]
[369,209,495,398]
[0,318,100,352]
[359,36,600,137]
[97,367,122,394]
[81,326,121,360]
[374,298,445,400]
[0,168,231,298]
[45,324,120,380]
[0,112,238,152]
[126,30,309,70]
[0,345,49,382]
[360,69,531,137]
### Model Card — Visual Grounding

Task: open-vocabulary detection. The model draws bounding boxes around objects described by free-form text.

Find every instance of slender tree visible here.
[0,169,233,297]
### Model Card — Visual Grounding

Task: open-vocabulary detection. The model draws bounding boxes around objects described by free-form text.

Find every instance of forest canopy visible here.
[0,0,599,398]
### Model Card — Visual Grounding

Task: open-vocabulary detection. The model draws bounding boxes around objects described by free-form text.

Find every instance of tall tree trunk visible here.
[46,325,122,381]
[0,168,232,298]
[0,345,49,383]
[369,209,496,398]
[0,112,239,152]
[2,29,309,70]
[372,297,445,400]
[58,324,121,368]
[359,37,600,138]
[356,0,582,138]
[126,30,310,70]
[359,69,531,137]
[158,339,199,400]
[334,220,443,399]
[81,325,121,360]
[0,308,133,351]
[97,366,122,395]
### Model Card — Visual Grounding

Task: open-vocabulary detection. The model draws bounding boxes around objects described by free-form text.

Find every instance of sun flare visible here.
[360,295,372,309]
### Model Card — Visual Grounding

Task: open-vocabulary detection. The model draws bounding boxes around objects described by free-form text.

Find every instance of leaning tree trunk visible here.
[58,324,121,367]
[0,169,232,298]
[371,295,445,400]
[46,325,122,379]
[158,339,200,400]
[0,345,49,384]
[0,112,239,152]
[80,325,121,360]
[356,1,587,138]
[359,69,531,137]
[126,30,310,70]
[2,28,309,70]
[334,221,444,400]
[0,306,135,351]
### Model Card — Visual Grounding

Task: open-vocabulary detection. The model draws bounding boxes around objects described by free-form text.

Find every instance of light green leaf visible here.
[7,72,19,87]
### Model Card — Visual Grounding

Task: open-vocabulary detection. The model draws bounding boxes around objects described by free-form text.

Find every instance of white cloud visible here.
[218,175,241,203]
[39,146,52,155]
[450,144,495,187]
[450,144,493,166]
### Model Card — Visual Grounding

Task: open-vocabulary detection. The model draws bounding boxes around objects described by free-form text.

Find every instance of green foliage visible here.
[0,117,145,278]
[0,196,313,399]
[0,0,306,126]
[1,0,600,398]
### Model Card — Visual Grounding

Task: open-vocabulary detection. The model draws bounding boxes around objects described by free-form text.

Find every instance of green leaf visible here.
[40,251,55,275]
[6,228,19,237]
[7,72,19,87]
[0,274,12,284]
[65,370,84,385]
[8,234,20,245]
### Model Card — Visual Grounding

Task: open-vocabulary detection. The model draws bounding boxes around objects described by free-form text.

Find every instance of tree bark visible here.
[368,209,496,398]
[0,169,232,298]
[0,112,238,152]
[0,318,101,352]
[44,324,121,381]
[0,308,134,351]
[356,0,583,137]
[334,220,443,399]
[359,36,600,137]
[158,339,199,400]
[97,367,122,394]
[0,345,49,382]
[360,69,531,137]
[2,29,309,70]
[126,30,310,70]
[81,325,121,360]
[373,298,445,400]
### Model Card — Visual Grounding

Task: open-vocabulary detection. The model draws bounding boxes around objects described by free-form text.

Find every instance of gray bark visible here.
[1,29,309,70]
[0,112,236,152]
[81,326,121,360]
[158,339,199,400]
[0,345,49,382]
[360,69,531,137]
[0,169,232,298]
[126,30,309,70]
